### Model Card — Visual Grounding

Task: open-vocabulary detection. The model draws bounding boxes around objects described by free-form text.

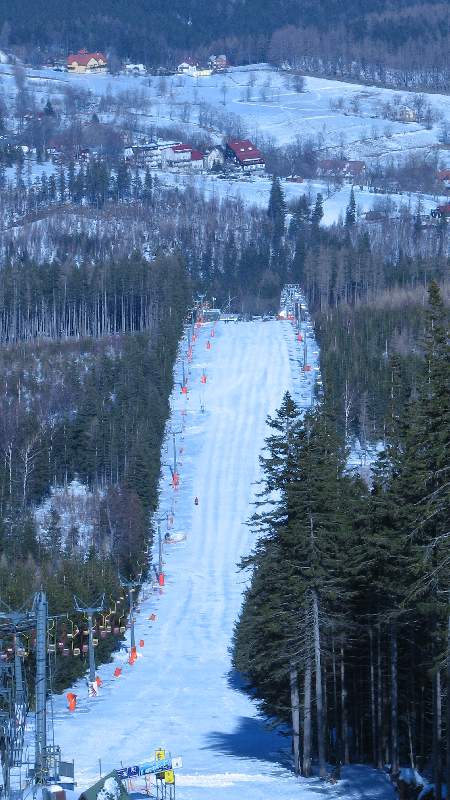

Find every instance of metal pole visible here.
[172,433,177,476]
[88,612,95,683]
[158,524,163,578]
[35,591,48,782]
[128,588,135,650]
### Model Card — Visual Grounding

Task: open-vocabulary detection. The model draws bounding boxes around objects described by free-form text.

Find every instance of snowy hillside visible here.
[51,318,395,800]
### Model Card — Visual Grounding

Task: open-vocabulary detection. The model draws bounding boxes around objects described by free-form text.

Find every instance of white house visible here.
[205,147,225,170]
[161,144,204,170]
[124,63,146,76]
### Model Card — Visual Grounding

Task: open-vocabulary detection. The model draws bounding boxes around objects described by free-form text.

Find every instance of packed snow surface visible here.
[53,319,395,800]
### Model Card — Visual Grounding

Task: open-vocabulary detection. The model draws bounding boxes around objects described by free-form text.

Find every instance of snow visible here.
[1,63,449,164]
[50,318,395,800]
[1,61,449,228]
[156,170,444,225]
[34,479,100,550]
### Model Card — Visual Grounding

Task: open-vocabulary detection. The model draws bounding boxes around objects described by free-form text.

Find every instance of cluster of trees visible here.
[0,252,190,687]
[2,0,450,91]
[0,250,175,341]
[268,6,450,92]
[233,283,449,795]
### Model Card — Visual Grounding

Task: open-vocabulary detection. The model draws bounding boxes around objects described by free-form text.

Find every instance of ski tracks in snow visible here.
[53,319,395,800]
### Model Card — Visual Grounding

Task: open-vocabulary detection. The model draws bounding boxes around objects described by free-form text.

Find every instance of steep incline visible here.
[53,319,394,800]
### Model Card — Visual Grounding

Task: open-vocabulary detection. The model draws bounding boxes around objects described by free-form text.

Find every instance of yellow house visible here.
[67,50,107,74]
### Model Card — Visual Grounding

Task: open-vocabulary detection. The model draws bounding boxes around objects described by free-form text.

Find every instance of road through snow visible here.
[53,319,394,800]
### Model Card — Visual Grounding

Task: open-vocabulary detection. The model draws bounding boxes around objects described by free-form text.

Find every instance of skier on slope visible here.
[194,496,199,506]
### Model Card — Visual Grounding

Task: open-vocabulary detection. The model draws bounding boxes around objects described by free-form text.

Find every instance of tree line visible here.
[233,282,449,795]
[0,252,190,689]
[2,0,450,93]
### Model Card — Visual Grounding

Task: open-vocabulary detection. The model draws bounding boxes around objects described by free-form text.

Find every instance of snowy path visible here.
[52,320,394,800]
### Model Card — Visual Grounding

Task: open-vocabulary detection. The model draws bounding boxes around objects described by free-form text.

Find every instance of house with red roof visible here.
[317,158,366,184]
[67,50,107,74]
[437,168,450,190]
[225,139,265,171]
[161,143,204,170]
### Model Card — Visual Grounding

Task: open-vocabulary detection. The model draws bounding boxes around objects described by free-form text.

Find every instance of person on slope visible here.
[194,496,199,506]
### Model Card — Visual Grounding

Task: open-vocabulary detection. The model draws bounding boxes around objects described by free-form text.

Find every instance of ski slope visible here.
[52,319,394,800]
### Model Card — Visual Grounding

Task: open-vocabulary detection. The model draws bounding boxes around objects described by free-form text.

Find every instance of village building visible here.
[317,158,366,184]
[126,141,181,168]
[161,143,204,170]
[398,106,417,123]
[205,146,225,171]
[437,168,450,190]
[177,58,212,77]
[208,54,228,72]
[225,139,265,171]
[177,58,198,74]
[124,63,146,76]
[67,50,107,74]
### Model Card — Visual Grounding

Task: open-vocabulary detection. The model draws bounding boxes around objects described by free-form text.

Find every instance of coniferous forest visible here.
[233,282,450,791]
[0,253,190,689]
[2,0,450,89]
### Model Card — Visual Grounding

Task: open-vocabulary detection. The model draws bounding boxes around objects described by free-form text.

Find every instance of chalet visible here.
[177,58,212,77]
[67,50,107,74]
[127,141,181,168]
[124,63,146,76]
[437,168,450,190]
[225,139,265,171]
[398,106,417,123]
[317,159,366,184]
[161,143,204,170]
[205,146,225,170]
[208,54,228,72]
[177,57,198,74]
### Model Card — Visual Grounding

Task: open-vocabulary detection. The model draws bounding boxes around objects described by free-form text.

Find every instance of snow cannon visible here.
[297,333,303,342]
[95,675,103,687]
[66,693,77,712]
[206,341,211,350]
[172,472,180,489]
[158,573,165,587]
[113,667,122,678]
[201,374,207,384]
[181,385,188,395]
[139,639,145,648]
[210,329,215,337]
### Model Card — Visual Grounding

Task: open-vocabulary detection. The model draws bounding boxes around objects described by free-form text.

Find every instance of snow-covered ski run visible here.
[52,315,395,800]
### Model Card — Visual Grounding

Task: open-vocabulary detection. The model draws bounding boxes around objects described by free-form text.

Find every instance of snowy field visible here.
[156,170,444,225]
[1,63,449,165]
[2,62,450,226]
[51,318,394,800]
